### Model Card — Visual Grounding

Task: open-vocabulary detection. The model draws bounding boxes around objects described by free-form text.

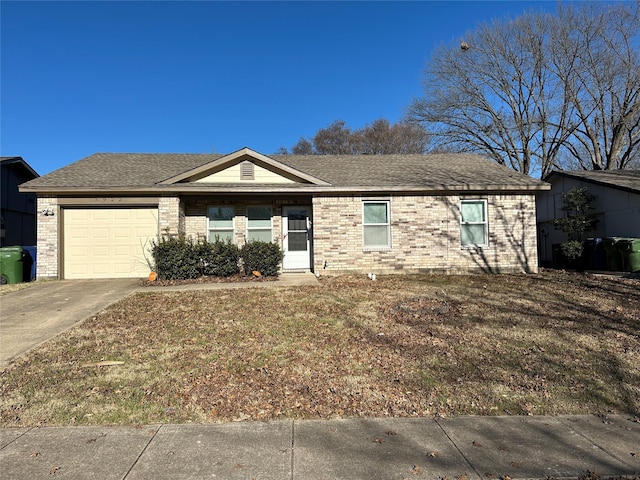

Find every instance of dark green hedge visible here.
[152,236,240,280]
[197,238,240,277]
[240,241,284,277]
[152,236,283,280]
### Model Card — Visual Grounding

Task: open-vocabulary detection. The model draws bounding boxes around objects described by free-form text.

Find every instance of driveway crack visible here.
[121,424,161,480]
[435,417,482,480]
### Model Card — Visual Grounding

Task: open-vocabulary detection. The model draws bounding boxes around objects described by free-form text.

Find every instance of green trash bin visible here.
[0,246,25,284]
[617,238,640,273]
[603,237,624,271]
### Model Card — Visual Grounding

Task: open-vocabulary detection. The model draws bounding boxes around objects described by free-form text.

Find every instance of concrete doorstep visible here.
[1,415,639,480]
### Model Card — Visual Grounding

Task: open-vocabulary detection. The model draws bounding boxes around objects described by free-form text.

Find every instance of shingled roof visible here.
[20,149,549,194]
[544,170,640,194]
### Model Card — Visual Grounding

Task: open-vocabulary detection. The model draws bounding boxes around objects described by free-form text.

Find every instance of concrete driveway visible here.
[0,279,140,367]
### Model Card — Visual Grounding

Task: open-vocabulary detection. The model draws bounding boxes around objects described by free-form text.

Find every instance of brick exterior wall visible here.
[37,193,538,279]
[312,194,539,274]
[158,196,181,237]
[35,196,59,279]
[182,193,539,274]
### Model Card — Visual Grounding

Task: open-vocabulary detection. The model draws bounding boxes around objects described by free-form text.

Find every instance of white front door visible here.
[282,206,312,270]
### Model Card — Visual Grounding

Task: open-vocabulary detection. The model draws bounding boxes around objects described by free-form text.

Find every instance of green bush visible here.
[197,238,240,277]
[561,240,584,262]
[152,235,200,280]
[240,241,284,277]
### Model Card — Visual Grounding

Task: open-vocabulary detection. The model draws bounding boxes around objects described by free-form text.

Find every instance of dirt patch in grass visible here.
[0,281,41,295]
[1,270,638,426]
[140,273,278,287]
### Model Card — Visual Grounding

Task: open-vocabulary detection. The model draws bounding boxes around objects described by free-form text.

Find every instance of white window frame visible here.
[246,205,273,243]
[362,200,391,250]
[460,199,488,247]
[207,205,235,243]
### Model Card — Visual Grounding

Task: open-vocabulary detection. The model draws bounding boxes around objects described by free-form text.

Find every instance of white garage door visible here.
[63,208,159,279]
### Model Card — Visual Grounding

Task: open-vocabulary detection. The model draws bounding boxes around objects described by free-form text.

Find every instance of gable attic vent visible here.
[241,161,254,180]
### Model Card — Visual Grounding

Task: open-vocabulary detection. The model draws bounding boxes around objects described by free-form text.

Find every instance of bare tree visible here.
[550,2,640,170]
[279,119,431,155]
[313,120,356,155]
[408,2,640,177]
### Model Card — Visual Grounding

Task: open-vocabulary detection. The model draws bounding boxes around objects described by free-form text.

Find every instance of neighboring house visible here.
[1,157,39,247]
[536,170,640,266]
[19,147,549,280]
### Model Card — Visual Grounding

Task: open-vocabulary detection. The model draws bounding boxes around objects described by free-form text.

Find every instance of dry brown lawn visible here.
[1,270,638,426]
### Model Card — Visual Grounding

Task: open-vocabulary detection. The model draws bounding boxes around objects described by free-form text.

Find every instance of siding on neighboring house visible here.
[536,171,640,266]
[1,157,39,247]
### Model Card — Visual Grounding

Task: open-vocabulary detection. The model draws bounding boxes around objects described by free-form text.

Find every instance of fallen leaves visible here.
[0,271,638,426]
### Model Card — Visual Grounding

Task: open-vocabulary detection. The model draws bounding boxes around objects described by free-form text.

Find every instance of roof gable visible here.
[160,148,330,186]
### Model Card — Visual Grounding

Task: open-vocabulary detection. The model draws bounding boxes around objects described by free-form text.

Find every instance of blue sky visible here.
[1,0,556,176]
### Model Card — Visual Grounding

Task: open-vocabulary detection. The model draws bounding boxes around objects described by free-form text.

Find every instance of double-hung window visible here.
[208,206,234,243]
[247,206,273,242]
[363,201,391,249]
[460,200,488,246]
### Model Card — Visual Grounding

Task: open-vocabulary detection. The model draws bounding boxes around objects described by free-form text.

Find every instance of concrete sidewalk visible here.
[2,415,638,479]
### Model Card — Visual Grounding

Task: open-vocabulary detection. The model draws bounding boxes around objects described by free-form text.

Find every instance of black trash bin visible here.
[23,246,36,281]
[603,237,624,271]
[552,244,565,269]
[583,238,605,271]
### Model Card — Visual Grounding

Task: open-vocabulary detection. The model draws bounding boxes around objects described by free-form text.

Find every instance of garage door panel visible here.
[93,228,110,239]
[64,207,158,279]
[114,228,130,238]
[113,210,132,220]
[92,245,109,256]
[69,227,89,239]
[93,210,110,219]
[114,245,130,255]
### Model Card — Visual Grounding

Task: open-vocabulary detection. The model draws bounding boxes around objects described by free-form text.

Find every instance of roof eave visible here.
[545,170,640,195]
[19,183,551,196]
[3,157,40,179]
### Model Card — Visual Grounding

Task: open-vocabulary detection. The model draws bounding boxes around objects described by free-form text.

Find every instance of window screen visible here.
[363,201,390,248]
[247,206,272,242]
[460,200,488,246]
[208,206,234,243]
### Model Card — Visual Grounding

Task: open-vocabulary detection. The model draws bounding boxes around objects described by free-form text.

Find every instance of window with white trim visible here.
[247,206,273,242]
[363,201,391,248]
[208,206,235,243]
[460,200,488,246]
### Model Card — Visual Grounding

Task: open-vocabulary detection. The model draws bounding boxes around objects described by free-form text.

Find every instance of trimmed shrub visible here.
[152,235,200,280]
[197,238,240,277]
[240,241,284,277]
[561,240,584,262]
